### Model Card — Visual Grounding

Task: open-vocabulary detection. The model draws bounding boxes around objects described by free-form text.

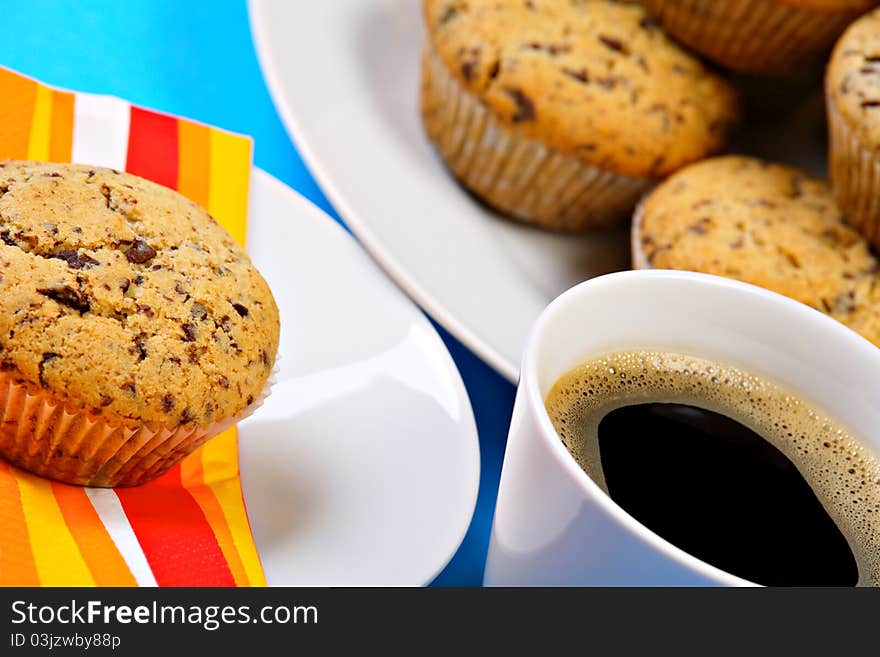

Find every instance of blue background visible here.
[0,1,516,585]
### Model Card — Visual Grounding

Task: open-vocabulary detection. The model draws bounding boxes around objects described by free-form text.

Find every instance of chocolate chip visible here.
[161,394,175,412]
[133,275,144,286]
[100,395,113,407]
[125,239,157,264]
[51,250,99,270]
[598,35,628,55]
[438,5,459,25]
[247,395,254,406]
[487,60,500,80]
[218,375,230,389]
[174,281,188,296]
[180,408,195,425]
[0,231,16,247]
[133,334,148,361]
[689,217,713,235]
[505,88,535,122]
[181,323,197,342]
[38,352,59,388]
[37,285,90,313]
[562,68,589,83]
[524,42,570,56]
[136,304,154,318]
[260,349,270,367]
[861,100,880,108]
[120,382,136,396]
[0,360,15,371]
[187,345,201,364]
[232,303,249,317]
[461,60,477,81]
[191,302,208,321]
[120,279,130,293]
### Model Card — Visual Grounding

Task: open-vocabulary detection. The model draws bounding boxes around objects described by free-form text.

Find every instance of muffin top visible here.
[0,160,279,428]
[828,8,880,149]
[635,156,879,341]
[423,0,737,178]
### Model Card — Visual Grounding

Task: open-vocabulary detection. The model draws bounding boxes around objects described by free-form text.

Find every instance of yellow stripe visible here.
[200,431,265,586]
[27,84,52,161]
[208,128,251,246]
[17,472,95,586]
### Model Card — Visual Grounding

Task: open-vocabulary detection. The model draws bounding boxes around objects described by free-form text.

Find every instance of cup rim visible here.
[521,269,880,587]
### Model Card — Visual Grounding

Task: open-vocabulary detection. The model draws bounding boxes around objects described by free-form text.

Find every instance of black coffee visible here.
[599,403,856,586]
[545,350,880,587]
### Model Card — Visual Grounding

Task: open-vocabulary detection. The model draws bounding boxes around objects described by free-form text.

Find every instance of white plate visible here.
[249,0,634,382]
[249,0,829,382]
[240,169,480,585]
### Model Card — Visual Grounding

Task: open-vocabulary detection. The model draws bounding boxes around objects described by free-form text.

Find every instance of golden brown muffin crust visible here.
[637,156,879,342]
[0,161,279,428]
[423,0,737,178]
[828,8,880,150]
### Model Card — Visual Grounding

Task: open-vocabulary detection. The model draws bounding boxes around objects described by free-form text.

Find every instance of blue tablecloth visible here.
[1,0,515,586]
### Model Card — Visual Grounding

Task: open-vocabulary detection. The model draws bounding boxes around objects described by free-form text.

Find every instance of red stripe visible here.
[126,107,179,189]
[115,465,235,586]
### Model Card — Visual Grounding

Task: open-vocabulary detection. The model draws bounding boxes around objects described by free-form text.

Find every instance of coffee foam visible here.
[545,350,880,587]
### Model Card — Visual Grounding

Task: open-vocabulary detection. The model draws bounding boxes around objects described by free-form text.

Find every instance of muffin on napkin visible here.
[420,0,737,230]
[632,155,880,346]
[637,0,879,75]
[0,160,279,487]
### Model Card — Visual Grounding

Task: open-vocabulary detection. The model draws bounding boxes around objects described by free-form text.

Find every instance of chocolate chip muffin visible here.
[0,160,279,486]
[827,8,880,249]
[637,0,878,75]
[632,156,880,345]
[420,0,737,230]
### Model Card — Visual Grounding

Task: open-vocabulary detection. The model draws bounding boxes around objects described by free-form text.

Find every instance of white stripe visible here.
[85,488,157,587]
[71,92,131,170]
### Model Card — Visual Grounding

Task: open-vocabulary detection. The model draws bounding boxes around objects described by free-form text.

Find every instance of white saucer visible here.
[240,169,480,585]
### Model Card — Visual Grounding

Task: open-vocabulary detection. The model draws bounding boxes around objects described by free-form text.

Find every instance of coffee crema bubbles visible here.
[545,350,880,587]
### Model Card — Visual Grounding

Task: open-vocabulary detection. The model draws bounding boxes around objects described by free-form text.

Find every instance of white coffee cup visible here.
[483,270,880,586]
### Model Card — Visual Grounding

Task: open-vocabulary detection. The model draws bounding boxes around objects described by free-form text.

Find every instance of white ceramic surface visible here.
[249,0,635,382]
[240,169,480,586]
[484,270,880,586]
[248,0,829,383]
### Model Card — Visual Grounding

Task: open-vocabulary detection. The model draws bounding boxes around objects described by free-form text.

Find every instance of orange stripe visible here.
[180,436,250,586]
[49,89,74,162]
[177,119,211,209]
[51,482,137,586]
[200,430,266,586]
[0,461,39,585]
[0,69,38,159]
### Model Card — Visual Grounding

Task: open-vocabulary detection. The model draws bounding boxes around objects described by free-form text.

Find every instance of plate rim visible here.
[248,0,519,382]
[246,167,481,586]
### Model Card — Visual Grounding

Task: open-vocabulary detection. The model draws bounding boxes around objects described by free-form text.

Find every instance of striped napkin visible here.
[0,67,265,586]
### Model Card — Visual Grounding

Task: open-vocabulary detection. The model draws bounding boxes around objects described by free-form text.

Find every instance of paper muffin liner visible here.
[630,196,652,270]
[0,363,277,488]
[420,43,652,231]
[827,95,880,249]
[642,0,860,75]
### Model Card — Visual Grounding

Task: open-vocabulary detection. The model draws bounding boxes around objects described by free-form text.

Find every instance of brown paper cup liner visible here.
[0,365,277,488]
[828,97,880,250]
[420,43,652,231]
[630,197,652,270]
[642,0,860,75]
